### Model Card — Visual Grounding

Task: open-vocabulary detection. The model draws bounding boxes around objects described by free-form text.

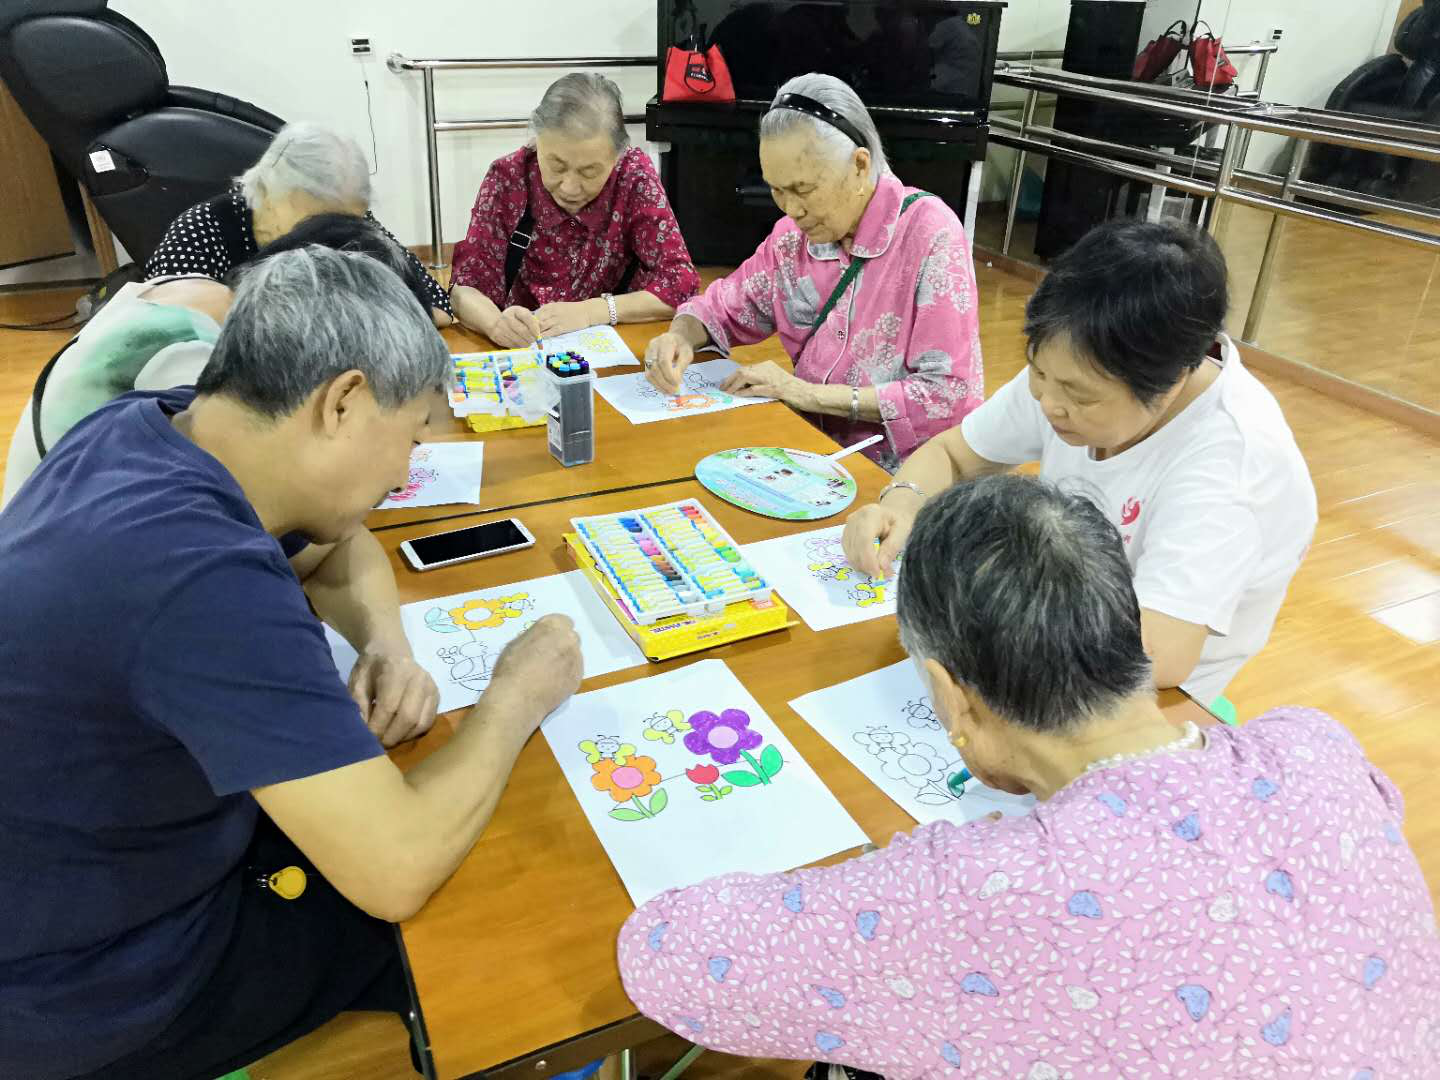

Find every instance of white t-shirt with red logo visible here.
[960,335,1316,703]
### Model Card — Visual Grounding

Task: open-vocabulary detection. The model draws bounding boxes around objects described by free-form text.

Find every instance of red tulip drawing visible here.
[685,762,732,802]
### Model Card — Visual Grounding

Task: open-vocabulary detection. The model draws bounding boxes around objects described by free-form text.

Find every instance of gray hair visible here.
[760,73,888,181]
[239,123,372,211]
[530,73,630,154]
[195,246,450,419]
[897,475,1153,733]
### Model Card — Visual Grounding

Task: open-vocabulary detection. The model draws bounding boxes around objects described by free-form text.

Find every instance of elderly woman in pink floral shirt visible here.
[643,74,983,468]
[450,74,699,348]
[619,476,1440,1078]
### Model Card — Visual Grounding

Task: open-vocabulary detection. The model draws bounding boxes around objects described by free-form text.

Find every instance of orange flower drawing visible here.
[449,594,530,630]
[591,755,662,803]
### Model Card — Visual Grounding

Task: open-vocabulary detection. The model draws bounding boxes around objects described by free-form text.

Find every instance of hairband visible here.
[771,92,867,149]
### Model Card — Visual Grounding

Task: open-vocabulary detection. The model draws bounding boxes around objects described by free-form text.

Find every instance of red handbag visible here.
[1132,19,1188,83]
[1189,24,1239,91]
[662,29,735,104]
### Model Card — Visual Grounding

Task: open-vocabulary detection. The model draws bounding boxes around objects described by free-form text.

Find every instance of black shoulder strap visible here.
[503,198,535,297]
[30,336,80,461]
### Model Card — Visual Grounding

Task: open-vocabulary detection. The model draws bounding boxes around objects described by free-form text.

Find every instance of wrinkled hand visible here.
[537,300,601,338]
[349,652,441,748]
[490,305,542,348]
[642,332,694,394]
[842,501,916,580]
[486,614,583,729]
[720,360,801,404]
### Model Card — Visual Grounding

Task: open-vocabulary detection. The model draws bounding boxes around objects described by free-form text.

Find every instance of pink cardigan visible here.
[677,174,983,468]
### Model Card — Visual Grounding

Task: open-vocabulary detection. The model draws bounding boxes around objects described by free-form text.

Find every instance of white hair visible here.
[759,73,888,181]
[530,73,630,154]
[239,123,372,212]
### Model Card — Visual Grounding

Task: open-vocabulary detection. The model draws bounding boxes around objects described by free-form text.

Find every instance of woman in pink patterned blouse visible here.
[643,74,983,468]
[618,476,1440,1078]
[449,74,699,348]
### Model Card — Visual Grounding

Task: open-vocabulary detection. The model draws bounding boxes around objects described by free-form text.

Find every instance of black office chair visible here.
[0,0,285,264]
[1304,0,1440,203]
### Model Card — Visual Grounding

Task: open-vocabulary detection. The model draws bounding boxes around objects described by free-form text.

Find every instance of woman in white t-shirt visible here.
[843,220,1316,705]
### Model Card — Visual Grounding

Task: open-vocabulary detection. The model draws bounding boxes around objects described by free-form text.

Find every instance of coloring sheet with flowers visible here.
[541,659,868,905]
[325,571,646,714]
[593,359,773,426]
[742,525,897,631]
[375,442,486,510]
[789,660,1036,827]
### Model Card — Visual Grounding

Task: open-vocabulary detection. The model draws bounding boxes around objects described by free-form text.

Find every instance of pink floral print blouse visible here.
[677,174,984,468]
[449,146,699,311]
[619,708,1440,1077]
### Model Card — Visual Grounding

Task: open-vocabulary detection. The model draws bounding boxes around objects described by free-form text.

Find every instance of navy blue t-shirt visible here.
[0,389,383,1078]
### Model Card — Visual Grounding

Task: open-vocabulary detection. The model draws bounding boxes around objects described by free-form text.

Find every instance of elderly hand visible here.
[720,360,804,406]
[643,332,695,394]
[348,651,441,748]
[842,498,919,580]
[490,305,543,349]
[485,614,583,728]
[537,300,603,339]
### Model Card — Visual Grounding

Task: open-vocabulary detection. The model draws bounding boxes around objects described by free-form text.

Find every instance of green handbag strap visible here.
[799,191,934,353]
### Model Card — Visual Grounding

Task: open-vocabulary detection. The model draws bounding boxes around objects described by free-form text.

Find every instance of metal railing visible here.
[990,63,1440,340]
[387,53,657,268]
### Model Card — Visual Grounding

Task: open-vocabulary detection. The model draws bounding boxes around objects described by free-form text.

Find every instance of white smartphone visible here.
[400,518,536,572]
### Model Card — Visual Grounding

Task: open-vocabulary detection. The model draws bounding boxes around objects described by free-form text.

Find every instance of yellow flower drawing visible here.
[449,594,531,630]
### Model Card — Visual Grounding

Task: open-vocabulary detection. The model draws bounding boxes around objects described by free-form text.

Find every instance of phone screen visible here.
[406,520,529,566]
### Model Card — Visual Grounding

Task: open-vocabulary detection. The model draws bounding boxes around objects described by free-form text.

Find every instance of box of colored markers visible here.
[564,498,793,661]
[449,350,546,433]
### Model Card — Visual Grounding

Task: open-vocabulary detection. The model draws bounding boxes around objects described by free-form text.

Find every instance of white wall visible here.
[111,1,658,250]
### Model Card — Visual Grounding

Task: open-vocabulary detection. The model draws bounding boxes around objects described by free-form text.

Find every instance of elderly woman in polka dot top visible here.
[145,123,453,327]
[618,475,1440,1078]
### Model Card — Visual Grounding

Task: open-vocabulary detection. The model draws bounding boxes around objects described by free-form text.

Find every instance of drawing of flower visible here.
[449,594,532,630]
[686,764,720,784]
[685,709,783,787]
[592,754,669,822]
[591,754,662,802]
[685,709,764,766]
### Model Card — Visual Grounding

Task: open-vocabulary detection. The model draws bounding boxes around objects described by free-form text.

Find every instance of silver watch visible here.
[602,293,618,326]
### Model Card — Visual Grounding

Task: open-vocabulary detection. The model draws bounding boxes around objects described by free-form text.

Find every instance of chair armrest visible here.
[165,85,285,132]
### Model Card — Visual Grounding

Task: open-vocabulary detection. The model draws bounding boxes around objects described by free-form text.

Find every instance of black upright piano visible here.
[646,0,1007,265]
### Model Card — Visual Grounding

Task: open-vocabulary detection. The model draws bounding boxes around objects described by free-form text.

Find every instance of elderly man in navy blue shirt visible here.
[0,247,581,1080]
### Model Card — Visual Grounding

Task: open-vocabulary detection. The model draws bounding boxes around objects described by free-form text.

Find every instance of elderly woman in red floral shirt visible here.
[449,74,700,348]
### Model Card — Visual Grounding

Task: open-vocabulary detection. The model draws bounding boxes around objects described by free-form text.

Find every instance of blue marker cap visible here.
[946,769,973,797]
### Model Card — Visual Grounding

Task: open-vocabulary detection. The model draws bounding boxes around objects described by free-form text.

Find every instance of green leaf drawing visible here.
[701,795,715,802]
[609,808,647,822]
[760,745,784,778]
[649,788,669,815]
[724,770,763,788]
[424,607,463,633]
[719,785,733,795]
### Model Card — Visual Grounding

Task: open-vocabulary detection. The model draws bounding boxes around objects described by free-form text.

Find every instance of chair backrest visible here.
[0,1,167,179]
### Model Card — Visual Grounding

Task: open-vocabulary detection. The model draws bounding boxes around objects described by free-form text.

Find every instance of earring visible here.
[951,734,968,750]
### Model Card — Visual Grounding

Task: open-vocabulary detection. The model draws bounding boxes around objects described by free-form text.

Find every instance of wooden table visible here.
[380,451,1214,1078]
[368,322,833,531]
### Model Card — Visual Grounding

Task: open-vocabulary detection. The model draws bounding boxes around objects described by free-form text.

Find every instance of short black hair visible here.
[237,213,432,315]
[896,474,1153,732]
[1024,220,1229,406]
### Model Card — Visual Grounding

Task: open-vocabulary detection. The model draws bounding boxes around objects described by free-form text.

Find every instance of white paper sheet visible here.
[593,358,772,425]
[742,525,897,631]
[325,570,647,713]
[789,660,1037,827]
[541,324,638,368]
[542,659,868,905]
[376,442,486,509]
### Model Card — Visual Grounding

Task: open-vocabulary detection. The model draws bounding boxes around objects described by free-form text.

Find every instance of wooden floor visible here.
[1,261,1437,1079]
[975,199,1440,412]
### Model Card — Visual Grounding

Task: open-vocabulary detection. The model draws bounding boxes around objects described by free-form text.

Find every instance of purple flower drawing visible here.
[684,709,763,765]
